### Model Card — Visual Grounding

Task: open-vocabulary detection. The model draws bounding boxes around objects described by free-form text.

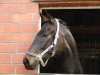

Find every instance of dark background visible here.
[42,9,100,74]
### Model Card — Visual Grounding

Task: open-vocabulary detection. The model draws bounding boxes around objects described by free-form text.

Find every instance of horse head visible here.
[23,12,63,70]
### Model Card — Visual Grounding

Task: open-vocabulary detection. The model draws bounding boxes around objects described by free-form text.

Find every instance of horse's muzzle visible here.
[23,57,39,70]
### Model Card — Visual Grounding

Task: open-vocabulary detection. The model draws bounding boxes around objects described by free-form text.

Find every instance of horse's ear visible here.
[40,12,49,21]
[44,10,54,20]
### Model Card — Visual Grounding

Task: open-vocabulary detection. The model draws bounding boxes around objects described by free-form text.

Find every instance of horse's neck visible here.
[60,24,79,58]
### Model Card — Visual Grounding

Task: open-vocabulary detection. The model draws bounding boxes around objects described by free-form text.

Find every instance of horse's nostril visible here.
[23,58,29,64]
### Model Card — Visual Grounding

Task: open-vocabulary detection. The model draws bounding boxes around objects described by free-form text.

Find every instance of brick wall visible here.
[0,0,100,75]
[0,0,39,74]
[36,0,100,7]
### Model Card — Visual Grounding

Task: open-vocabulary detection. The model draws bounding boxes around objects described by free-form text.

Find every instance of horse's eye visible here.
[42,28,50,37]
[42,33,48,37]
[41,32,47,37]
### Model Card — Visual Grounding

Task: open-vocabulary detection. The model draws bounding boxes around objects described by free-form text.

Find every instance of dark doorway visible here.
[42,9,100,74]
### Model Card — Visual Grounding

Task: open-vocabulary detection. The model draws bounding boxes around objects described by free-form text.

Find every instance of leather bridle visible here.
[25,19,60,67]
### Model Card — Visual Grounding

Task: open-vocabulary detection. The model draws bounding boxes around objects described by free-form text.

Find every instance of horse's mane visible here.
[58,19,69,29]
[58,19,67,26]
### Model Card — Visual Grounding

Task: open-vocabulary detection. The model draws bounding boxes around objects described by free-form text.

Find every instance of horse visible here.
[23,12,83,74]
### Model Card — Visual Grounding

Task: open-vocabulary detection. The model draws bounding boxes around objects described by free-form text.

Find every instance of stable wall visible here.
[0,0,100,75]
[0,0,39,74]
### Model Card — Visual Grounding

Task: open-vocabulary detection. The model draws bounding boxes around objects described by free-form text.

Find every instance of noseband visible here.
[26,19,60,67]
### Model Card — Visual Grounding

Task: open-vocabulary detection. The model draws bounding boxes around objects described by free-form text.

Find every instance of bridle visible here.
[25,19,60,67]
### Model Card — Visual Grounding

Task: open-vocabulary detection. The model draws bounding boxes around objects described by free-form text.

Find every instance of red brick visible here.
[50,0,59,1]
[0,23,38,33]
[50,2,60,7]
[39,2,50,7]
[17,0,31,3]
[36,0,49,1]
[70,2,80,7]
[32,3,39,13]
[60,2,70,7]
[0,44,17,53]
[80,1,89,6]
[0,53,11,63]
[12,33,34,43]
[16,64,36,74]
[0,33,34,43]
[60,0,68,2]
[0,24,18,33]
[19,4,39,13]
[12,53,25,64]
[0,64,15,74]
[0,14,13,23]
[0,4,18,13]
[33,14,39,23]
[13,14,33,23]
[89,2,97,6]
[89,1,100,6]
[33,23,39,33]
[0,0,31,3]
[17,44,31,53]
[0,33,13,43]
[0,0,15,3]
[17,24,37,33]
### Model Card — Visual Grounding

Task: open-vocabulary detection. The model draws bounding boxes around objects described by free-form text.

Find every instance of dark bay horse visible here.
[23,12,83,74]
